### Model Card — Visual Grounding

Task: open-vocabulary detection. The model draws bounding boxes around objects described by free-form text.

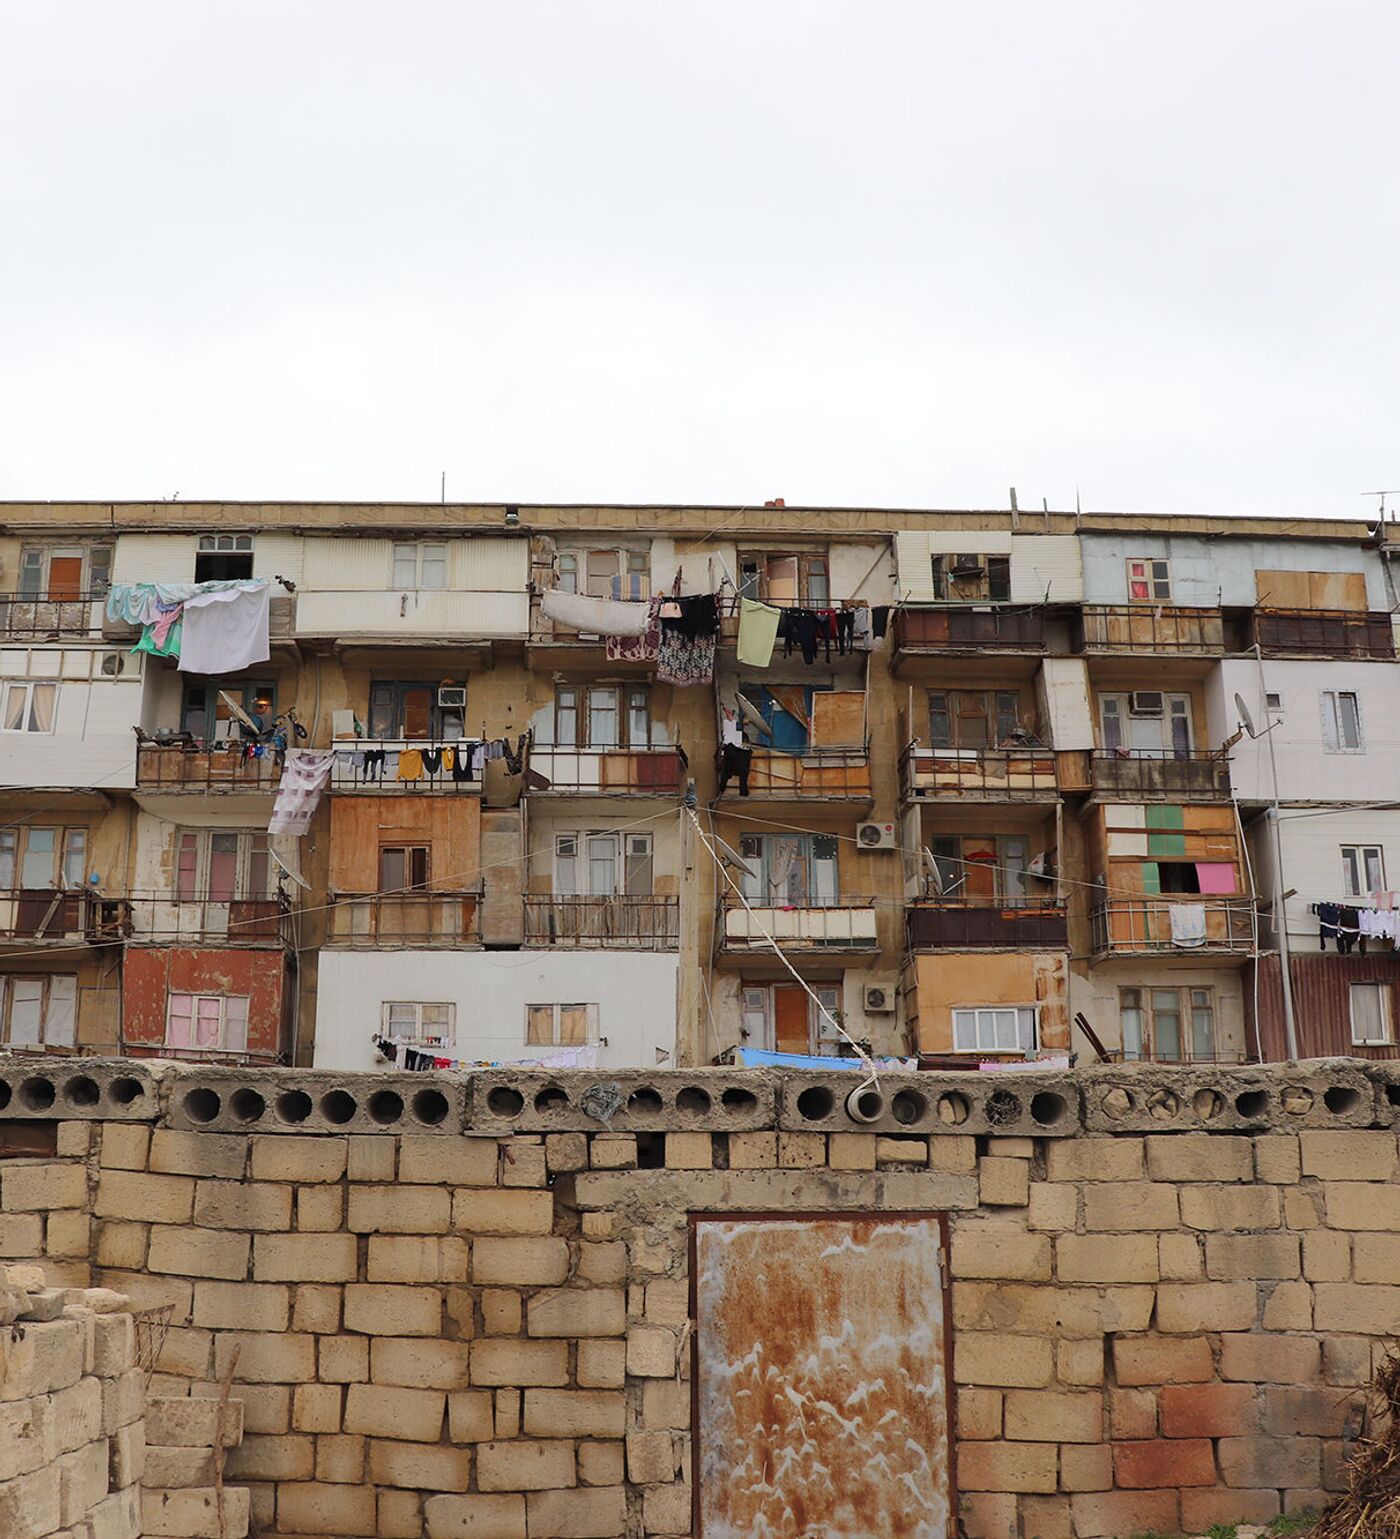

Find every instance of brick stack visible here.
[141,1395,248,1539]
[0,1267,144,1539]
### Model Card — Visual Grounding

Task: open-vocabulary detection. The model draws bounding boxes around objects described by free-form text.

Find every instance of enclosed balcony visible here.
[1090,751,1231,800]
[528,747,682,797]
[901,744,1057,802]
[123,895,292,948]
[1074,605,1226,655]
[0,891,128,945]
[325,890,482,947]
[716,897,878,961]
[717,747,872,804]
[329,740,485,795]
[1090,896,1256,958]
[1250,608,1395,660]
[893,607,1045,656]
[524,895,679,949]
[135,740,282,793]
[906,899,1068,950]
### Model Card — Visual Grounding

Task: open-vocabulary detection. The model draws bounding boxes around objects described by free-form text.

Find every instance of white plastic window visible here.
[1322,691,1363,752]
[952,1006,1037,1054]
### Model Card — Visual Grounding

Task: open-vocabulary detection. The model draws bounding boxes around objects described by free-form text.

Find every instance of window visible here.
[17,545,110,599]
[1120,986,1215,1062]
[392,542,448,590]
[367,681,464,741]
[548,685,661,749]
[928,834,1030,904]
[737,552,830,606]
[379,846,430,892]
[181,678,277,741]
[195,534,254,582]
[165,992,249,1052]
[1350,983,1392,1047]
[1127,558,1172,601]
[1,975,77,1047]
[952,1006,1037,1054]
[526,1003,596,1046]
[1342,846,1385,899]
[1099,692,1192,757]
[0,827,86,890]
[1,680,57,733]
[1265,692,1284,716]
[928,690,1022,749]
[555,833,653,896]
[175,831,270,902]
[382,1001,455,1046]
[739,833,839,906]
[556,548,648,601]
[929,553,1011,603]
[1322,691,1363,752]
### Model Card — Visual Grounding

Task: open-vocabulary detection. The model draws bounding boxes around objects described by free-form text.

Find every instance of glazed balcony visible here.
[124,895,292,948]
[528,747,682,796]
[901,744,1057,802]
[893,607,1045,655]
[1090,896,1256,958]
[906,899,1068,950]
[325,890,482,947]
[329,740,485,795]
[135,739,282,793]
[295,588,524,644]
[1090,751,1231,800]
[1075,605,1225,655]
[716,897,879,959]
[524,895,679,949]
[1250,608,1395,660]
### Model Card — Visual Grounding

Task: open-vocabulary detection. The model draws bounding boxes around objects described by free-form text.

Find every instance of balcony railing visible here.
[0,890,128,944]
[1075,605,1225,654]
[326,890,482,947]
[329,740,485,794]
[901,745,1057,800]
[717,748,872,801]
[907,900,1067,949]
[0,591,118,639]
[136,741,283,792]
[124,896,292,947]
[1091,751,1231,799]
[719,898,878,952]
[528,748,682,795]
[1251,609,1395,660]
[524,895,679,949]
[894,607,1045,653]
[1090,896,1256,956]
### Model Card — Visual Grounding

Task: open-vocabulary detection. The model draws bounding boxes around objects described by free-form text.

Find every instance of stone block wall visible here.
[4,1057,1400,1538]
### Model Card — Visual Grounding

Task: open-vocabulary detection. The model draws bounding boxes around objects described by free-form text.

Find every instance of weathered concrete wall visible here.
[3,1057,1398,1537]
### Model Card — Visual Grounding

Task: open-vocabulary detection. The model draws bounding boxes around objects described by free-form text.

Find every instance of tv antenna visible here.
[1363,490,1400,519]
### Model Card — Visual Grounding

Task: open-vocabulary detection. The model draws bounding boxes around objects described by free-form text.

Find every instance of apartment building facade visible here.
[1,500,1396,1070]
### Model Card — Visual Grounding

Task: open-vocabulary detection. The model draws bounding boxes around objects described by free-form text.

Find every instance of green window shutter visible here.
[1141,862,1161,894]
[1147,831,1188,857]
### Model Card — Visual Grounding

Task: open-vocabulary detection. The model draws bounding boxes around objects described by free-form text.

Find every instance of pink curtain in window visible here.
[1195,863,1237,895]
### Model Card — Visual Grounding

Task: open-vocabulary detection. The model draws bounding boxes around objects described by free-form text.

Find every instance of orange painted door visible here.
[48,555,83,600]
[773,986,809,1053]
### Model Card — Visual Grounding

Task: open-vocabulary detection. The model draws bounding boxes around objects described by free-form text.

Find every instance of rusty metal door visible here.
[692,1214,950,1539]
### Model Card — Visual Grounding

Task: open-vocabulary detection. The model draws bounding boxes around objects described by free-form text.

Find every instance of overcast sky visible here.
[1,2,1396,517]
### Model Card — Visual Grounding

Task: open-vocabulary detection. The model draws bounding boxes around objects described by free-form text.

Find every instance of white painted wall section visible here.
[0,645,148,789]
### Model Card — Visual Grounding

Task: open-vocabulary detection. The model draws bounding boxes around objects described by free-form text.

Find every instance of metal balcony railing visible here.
[527,748,682,795]
[719,897,878,951]
[901,744,1058,800]
[524,895,679,949]
[894,607,1045,652]
[906,900,1068,950]
[329,740,485,793]
[326,890,482,947]
[1251,609,1395,660]
[1090,896,1256,956]
[136,740,283,792]
[1075,605,1225,654]
[0,591,116,638]
[123,896,292,947]
[1090,751,1231,798]
[0,890,128,943]
[717,747,872,800]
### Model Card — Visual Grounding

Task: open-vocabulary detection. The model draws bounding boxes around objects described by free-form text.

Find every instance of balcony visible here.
[894,607,1045,655]
[716,748,872,803]
[1090,896,1256,957]
[524,895,679,949]
[295,588,527,644]
[124,896,292,948]
[1251,609,1395,660]
[528,748,682,796]
[717,898,878,958]
[329,741,484,795]
[136,740,282,793]
[901,745,1057,802]
[1090,751,1231,800]
[1075,605,1225,654]
[326,890,482,947]
[0,591,121,639]
[0,891,128,945]
[907,900,1068,950]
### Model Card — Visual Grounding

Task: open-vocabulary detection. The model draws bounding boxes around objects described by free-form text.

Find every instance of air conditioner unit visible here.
[857,821,897,850]
[438,686,467,709]
[1129,691,1164,717]
[98,651,127,677]
[863,981,897,1014]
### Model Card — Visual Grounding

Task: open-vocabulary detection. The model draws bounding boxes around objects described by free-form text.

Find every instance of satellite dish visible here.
[923,848,944,894]
[1234,694,1258,739]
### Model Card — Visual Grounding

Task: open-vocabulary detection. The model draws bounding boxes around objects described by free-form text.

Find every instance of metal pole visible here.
[1257,643,1299,1060]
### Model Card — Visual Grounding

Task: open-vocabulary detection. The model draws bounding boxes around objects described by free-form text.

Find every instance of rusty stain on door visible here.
[693,1214,949,1539]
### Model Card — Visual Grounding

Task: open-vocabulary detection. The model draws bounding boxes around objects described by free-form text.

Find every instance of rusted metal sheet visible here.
[694,1215,949,1539]
[1252,953,1400,1061]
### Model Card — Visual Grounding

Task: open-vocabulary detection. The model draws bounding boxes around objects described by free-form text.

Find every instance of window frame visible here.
[951,1005,1039,1055]
[16,544,111,599]
[1341,845,1385,899]
[379,845,431,892]
[927,688,1022,750]
[1127,557,1172,601]
[194,534,254,583]
[736,551,832,607]
[927,552,1012,604]
[1,680,58,734]
[1,973,78,1047]
[174,829,271,904]
[554,831,653,897]
[391,541,449,591]
[1321,690,1364,753]
[738,832,840,906]
[164,991,250,1053]
[1350,982,1393,1047]
[525,1002,597,1048]
[381,1000,456,1046]
[367,680,464,741]
[1119,985,1216,1063]
[1098,691,1193,757]
[555,546,649,601]
[549,684,658,749]
[0,826,87,891]
[180,678,277,742]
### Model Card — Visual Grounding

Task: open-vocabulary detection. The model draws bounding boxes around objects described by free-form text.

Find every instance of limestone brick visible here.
[96,1220,149,1270]
[524,1390,626,1439]
[149,1129,247,1179]
[1255,1134,1301,1184]
[1218,1435,1321,1489]
[344,1383,447,1442]
[1055,1234,1158,1283]
[1070,1489,1179,1539]
[341,1136,391,1183]
[46,1210,91,1259]
[501,1144,548,1188]
[448,1391,495,1443]
[226,1432,316,1481]
[319,1334,370,1383]
[423,1493,528,1539]
[954,1333,1054,1388]
[546,1133,590,1173]
[627,1429,678,1484]
[962,1490,1018,1539]
[93,1170,193,1225]
[957,1387,1002,1439]
[144,1226,248,1283]
[577,1340,626,1390]
[453,1189,554,1235]
[641,1381,690,1431]
[0,1213,44,1259]
[645,1278,688,1327]
[578,1441,626,1486]
[1082,1181,1179,1230]
[1146,1132,1253,1182]
[1027,1183,1076,1231]
[368,1235,470,1284]
[776,1131,825,1168]
[577,1242,628,1286]
[1056,1339,1105,1387]
[590,1136,638,1170]
[1220,1333,1322,1382]
[146,1395,243,1446]
[1314,1282,1400,1335]
[253,1232,358,1282]
[979,1157,1030,1207]
[401,1136,497,1186]
[296,1183,345,1231]
[349,1184,452,1234]
[293,1382,344,1433]
[2,1162,88,1211]
[344,1284,443,1337]
[1304,1229,1351,1281]
[951,1225,1052,1282]
[1045,1138,1143,1182]
[527,1486,626,1538]
[141,1486,249,1539]
[1286,1187,1323,1228]
[471,1339,570,1387]
[483,1289,522,1335]
[1059,1443,1113,1492]
[98,1124,150,1171]
[1326,1182,1400,1230]
[1181,1488,1281,1531]
[642,1483,693,1536]
[876,1135,927,1165]
[369,1439,472,1491]
[1113,1335,1213,1386]
[1155,1282,1257,1332]
[826,1134,876,1171]
[495,1389,521,1439]
[477,1439,577,1492]
[193,1179,293,1232]
[528,1287,625,1338]
[214,1329,317,1383]
[1262,1279,1314,1330]
[55,1121,91,1157]
[954,1281,1153,1338]
[316,1434,365,1484]
[957,1441,1057,1493]
[1159,1232,1203,1280]
[1159,1382,1258,1437]
[1178,1183,1282,1231]
[362,1337,470,1393]
[1351,1234,1400,1283]
[276,1480,377,1535]
[472,1237,570,1287]
[250,1135,347,1183]
[109,1420,145,1489]
[1205,1232,1301,1280]
[1324,1336,1372,1387]
[191,1280,289,1332]
[626,1327,677,1378]
[1114,1437,1215,1488]
[1264,1383,1367,1438]
[1003,1390,1101,1443]
[1300,1129,1398,1180]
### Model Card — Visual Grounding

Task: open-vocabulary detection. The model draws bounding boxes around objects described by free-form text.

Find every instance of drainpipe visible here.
[1255,643,1299,1061]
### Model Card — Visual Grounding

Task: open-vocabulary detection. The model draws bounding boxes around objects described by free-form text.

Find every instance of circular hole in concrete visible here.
[721,1087,757,1115]
[1234,1089,1269,1119]
[413,1089,449,1126]
[1100,1087,1134,1121]
[487,1086,524,1117]
[64,1075,101,1107]
[276,1090,313,1124]
[1324,1086,1362,1117]
[182,1087,220,1124]
[891,1088,927,1125]
[1191,1088,1223,1120]
[1280,1086,1314,1116]
[795,1085,834,1121]
[0,1080,10,1111]
[676,1086,711,1116]
[109,1077,144,1104]
[848,1088,885,1123]
[229,1088,266,1124]
[368,1090,404,1125]
[1146,1089,1180,1121]
[535,1086,568,1113]
[628,1087,664,1114]
[986,1089,1022,1127]
[937,1091,970,1125]
[1031,1091,1068,1127]
[320,1090,357,1125]
[19,1077,56,1111]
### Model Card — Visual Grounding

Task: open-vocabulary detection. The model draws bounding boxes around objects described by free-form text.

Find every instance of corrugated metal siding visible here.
[895,529,1012,599]
[1253,952,1400,1060]
[1011,534,1083,603]
[111,532,304,586]
[457,537,528,592]
[302,538,390,591]
[1038,657,1095,749]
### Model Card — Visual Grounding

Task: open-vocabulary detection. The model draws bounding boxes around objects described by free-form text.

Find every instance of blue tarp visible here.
[732,1047,916,1072]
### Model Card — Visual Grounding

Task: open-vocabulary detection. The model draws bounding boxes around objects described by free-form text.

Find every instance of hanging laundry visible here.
[397,748,425,782]
[1169,903,1207,948]
[657,629,715,687]
[268,749,335,836]
[133,618,183,659]
[606,597,662,661]
[659,593,720,638]
[441,746,455,773]
[835,609,855,655]
[421,748,443,776]
[451,743,478,782]
[361,748,386,782]
[540,589,651,636]
[1317,901,1342,949]
[871,605,891,638]
[852,607,872,647]
[779,608,822,664]
[736,598,781,668]
[178,581,272,675]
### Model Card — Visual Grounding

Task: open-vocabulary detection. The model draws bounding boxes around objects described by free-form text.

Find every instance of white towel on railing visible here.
[1169,902,1207,948]
[268,750,335,836]
[178,581,271,674]
[540,589,650,636]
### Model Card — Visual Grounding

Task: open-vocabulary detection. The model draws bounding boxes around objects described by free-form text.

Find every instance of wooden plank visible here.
[810,691,864,748]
